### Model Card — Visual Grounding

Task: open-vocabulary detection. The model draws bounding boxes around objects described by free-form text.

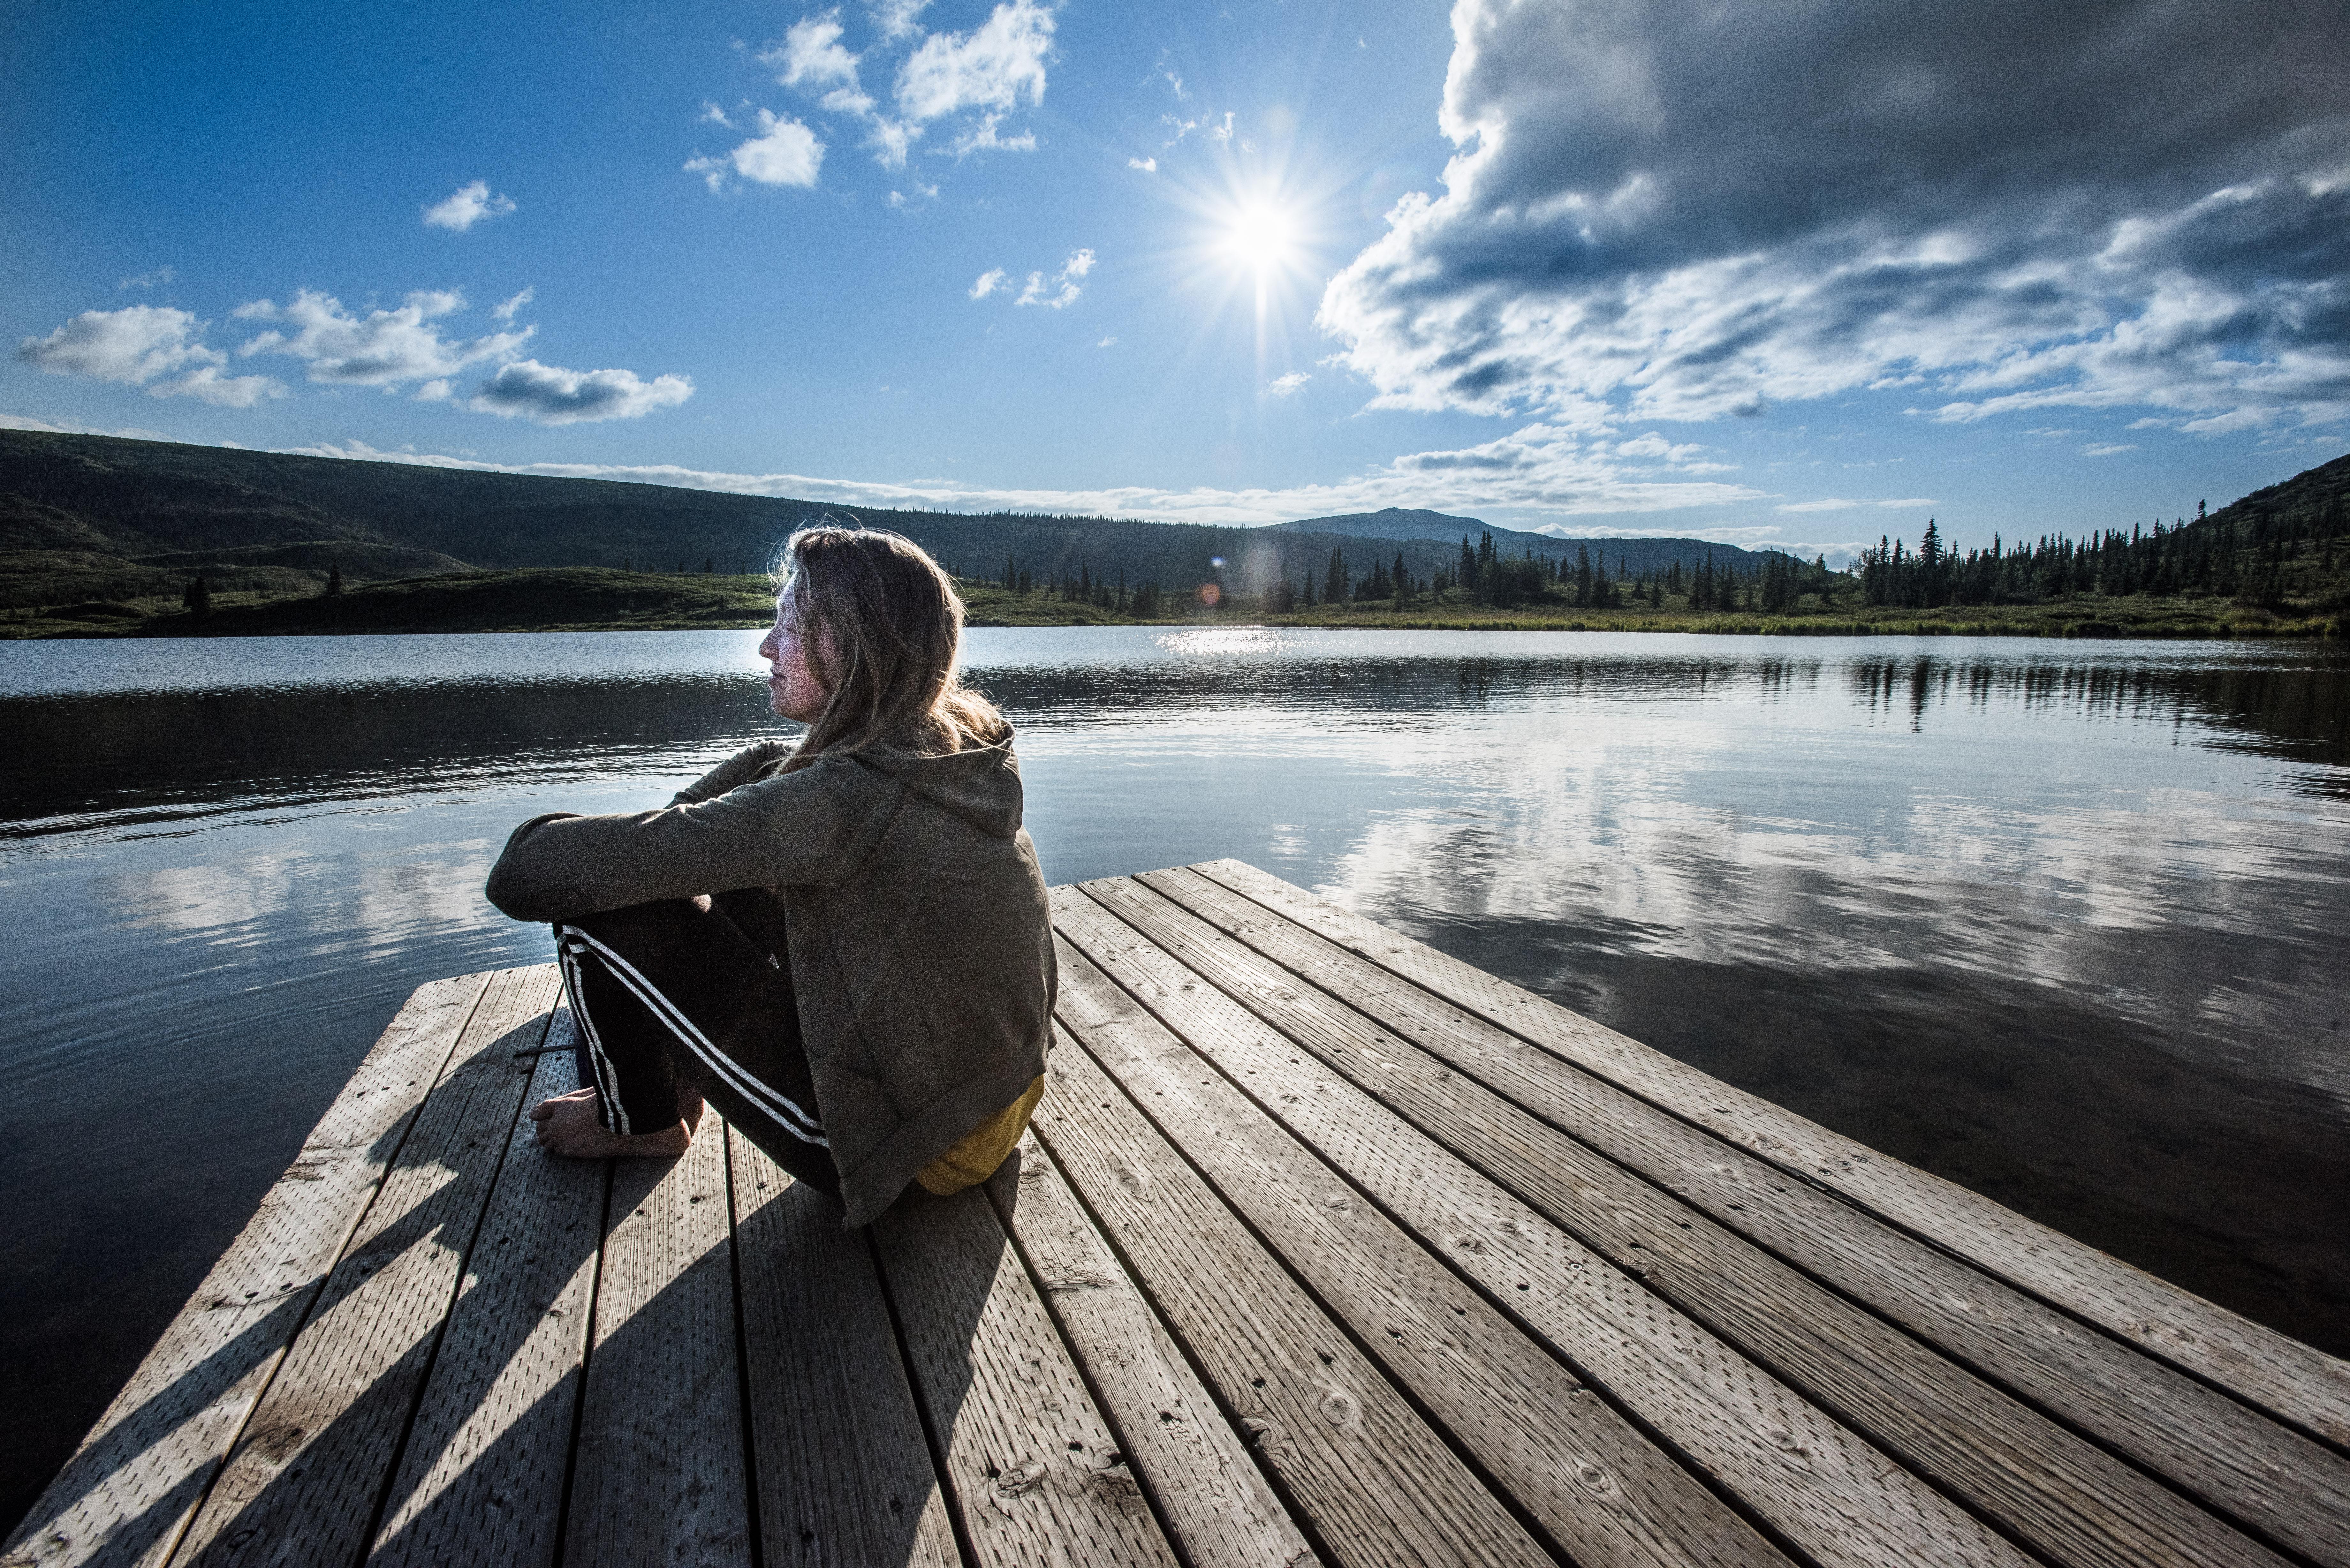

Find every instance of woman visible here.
[484,526,1055,1227]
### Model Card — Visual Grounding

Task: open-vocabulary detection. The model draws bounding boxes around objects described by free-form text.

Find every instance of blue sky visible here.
[6,0,2346,561]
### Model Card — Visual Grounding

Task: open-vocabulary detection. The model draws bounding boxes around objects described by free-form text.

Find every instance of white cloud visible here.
[760,11,875,116]
[864,117,921,169]
[469,360,694,425]
[295,418,1762,525]
[0,412,173,438]
[1774,497,1939,513]
[18,306,208,384]
[1127,156,1156,173]
[868,0,930,41]
[895,0,1052,122]
[118,265,176,290]
[763,11,858,89]
[1267,371,1311,397]
[421,180,517,232]
[949,114,1035,158]
[491,286,535,322]
[885,182,938,210]
[159,365,287,408]
[742,1,1050,177]
[686,109,825,191]
[2078,442,2140,456]
[1318,0,2350,435]
[1014,249,1093,309]
[233,289,531,387]
[15,305,283,406]
[969,268,1009,299]
[701,101,736,128]
[1097,335,1117,348]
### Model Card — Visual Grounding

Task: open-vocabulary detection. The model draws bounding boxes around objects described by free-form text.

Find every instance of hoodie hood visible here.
[864,733,1025,838]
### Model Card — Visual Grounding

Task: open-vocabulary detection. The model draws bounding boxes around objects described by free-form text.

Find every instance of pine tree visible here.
[325,560,344,596]
[184,577,212,620]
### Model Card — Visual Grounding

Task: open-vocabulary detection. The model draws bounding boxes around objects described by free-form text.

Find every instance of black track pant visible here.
[552,890,838,1198]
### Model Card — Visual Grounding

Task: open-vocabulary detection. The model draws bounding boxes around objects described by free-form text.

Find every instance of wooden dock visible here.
[10,860,2350,1568]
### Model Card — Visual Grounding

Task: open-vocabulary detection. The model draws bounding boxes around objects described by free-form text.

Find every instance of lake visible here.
[3,625,2346,1525]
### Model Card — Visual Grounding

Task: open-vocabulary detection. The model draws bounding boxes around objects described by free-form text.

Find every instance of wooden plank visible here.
[1189,858,2350,1451]
[868,1182,1180,1568]
[1051,926,1795,1568]
[984,1132,1319,1568]
[170,965,561,1568]
[1052,894,2034,1568]
[1028,1029,1557,1568]
[2,971,493,1568]
[728,1131,960,1568]
[1109,872,2304,1568]
[1139,865,2350,1568]
[368,1016,606,1568]
[561,1112,750,1568]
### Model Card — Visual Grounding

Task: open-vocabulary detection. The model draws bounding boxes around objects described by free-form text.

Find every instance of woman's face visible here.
[757,595,831,722]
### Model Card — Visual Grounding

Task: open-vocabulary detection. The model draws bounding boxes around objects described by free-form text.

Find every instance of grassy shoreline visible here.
[3,566,2339,641]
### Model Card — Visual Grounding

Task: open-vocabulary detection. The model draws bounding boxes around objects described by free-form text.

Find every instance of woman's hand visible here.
[530,1086,691,1159]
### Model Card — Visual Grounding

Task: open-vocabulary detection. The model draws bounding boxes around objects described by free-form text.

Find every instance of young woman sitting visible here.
[485,525,1056,1227]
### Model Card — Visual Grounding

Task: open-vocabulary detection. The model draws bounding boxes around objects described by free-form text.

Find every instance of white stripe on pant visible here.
[557,924,829,1147]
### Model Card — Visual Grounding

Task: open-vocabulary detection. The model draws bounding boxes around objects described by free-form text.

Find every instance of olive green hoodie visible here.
[484,730,1055,1226]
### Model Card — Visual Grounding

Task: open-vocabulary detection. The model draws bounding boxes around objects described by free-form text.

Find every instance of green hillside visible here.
[0,429,1783,613]
[2,429,2342,640]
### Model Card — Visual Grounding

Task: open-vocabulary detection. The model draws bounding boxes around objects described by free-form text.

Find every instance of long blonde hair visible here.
[775,524,1004,771]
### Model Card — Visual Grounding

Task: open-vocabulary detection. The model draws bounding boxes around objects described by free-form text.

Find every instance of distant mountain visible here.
[0,431,1791,610]
[1269,505,1789,576]
[1268,508,1488,542]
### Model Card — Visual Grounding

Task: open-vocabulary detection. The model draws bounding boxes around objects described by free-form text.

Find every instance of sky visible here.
[5,0,2347,562]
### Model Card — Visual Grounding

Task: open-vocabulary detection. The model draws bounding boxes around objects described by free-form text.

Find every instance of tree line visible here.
[1856,490,2348,610]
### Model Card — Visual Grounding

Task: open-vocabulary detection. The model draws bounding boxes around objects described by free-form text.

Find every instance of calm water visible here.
[4,627,2347,1523]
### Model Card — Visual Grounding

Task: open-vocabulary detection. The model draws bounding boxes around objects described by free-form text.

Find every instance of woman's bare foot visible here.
[530,1086,691,1158]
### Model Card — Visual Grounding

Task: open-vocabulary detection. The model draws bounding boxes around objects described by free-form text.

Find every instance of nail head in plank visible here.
[1,972,494,1568]
[1187,858,2350,1451]
[985,1132,1320,1568]
[369,1022,605,1568]
[728,1131,959,1568]
[170,965,562,1568]
[869,1183,1180,1568]
[562,1112,751,1568]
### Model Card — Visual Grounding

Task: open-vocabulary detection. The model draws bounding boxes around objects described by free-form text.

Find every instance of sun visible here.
[1220,201,1296,273]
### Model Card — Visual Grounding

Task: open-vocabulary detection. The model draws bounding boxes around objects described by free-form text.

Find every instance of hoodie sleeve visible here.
[670,739,795,806]
[484,754,904,922]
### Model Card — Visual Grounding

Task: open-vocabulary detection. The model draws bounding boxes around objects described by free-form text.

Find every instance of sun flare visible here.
[1221,202,1296,272]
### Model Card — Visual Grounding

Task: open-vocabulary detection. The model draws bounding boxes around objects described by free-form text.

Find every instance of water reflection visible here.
[1,628,2346,1527]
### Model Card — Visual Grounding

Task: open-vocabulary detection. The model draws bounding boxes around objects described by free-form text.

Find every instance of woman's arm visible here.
[484,753,903,921]
[670,739,794,806]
